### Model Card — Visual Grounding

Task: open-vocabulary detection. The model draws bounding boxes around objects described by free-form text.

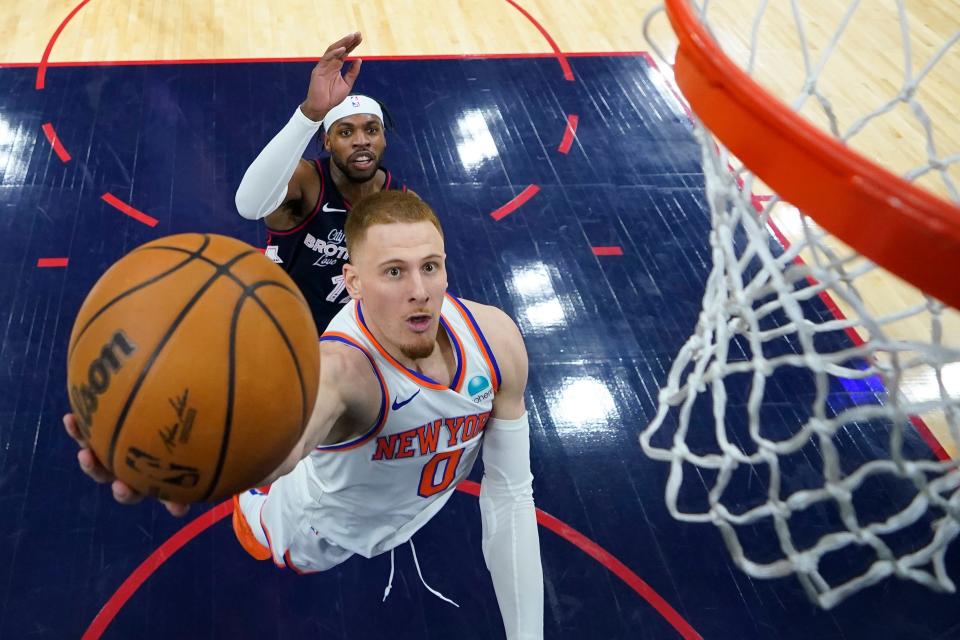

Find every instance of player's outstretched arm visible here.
[466,301,545,640]
[255,339,377,483]
[235,32,363,223]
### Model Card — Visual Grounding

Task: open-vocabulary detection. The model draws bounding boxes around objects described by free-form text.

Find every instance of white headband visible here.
[322,95,384,132]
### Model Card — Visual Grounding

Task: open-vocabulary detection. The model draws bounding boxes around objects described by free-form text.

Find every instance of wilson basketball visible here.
[66,233,320,503]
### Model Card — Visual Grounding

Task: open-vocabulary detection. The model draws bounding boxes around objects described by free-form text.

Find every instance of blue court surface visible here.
[0,54,957,638]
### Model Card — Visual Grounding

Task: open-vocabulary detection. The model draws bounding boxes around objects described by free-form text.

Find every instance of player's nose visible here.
[352,130,371,147]
[408,272,429,302]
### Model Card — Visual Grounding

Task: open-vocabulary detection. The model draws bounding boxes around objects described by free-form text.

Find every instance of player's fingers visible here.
[324,32,359,54]
[343,58,363,89]
[111,480,145,505]
[77,448,114,484]
[162,501,190,518]
[320,42,349,63]
[342,31,362,56]
[63,413,85,445]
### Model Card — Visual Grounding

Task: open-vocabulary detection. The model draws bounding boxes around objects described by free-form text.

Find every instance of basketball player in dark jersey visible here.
[235,32,412,331]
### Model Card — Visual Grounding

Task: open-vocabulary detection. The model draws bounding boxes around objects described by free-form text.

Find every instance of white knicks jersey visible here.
[261,294,501,568]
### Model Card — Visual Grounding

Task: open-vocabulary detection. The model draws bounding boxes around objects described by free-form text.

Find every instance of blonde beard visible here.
[400,339,435,361]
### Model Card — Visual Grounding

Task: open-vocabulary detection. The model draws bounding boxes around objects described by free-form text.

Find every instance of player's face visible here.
[346,221,447,361]
[324,115,386,183]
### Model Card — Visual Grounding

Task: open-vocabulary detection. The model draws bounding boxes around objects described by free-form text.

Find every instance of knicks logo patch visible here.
[468,375,492,403]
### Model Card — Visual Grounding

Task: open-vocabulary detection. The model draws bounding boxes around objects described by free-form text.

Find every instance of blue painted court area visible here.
[0,55,957,638]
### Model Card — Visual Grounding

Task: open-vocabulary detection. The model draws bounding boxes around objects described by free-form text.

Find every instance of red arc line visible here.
[558,114,579,153]
[83,481,701,639]
[101,193,159,227]
[38,1,575,88]
[7,51,647,69]
[592,246,624,256]
[42,123,71,162]
[36,0,93,90]
[36,257,69,268]
[82,500,233,640]
[490,185,540,221]
[455,481,700,639]
[502,0,574,81]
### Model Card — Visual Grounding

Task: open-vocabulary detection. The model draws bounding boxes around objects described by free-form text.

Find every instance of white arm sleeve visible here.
[479,413,544,640]
[235,106,322,220]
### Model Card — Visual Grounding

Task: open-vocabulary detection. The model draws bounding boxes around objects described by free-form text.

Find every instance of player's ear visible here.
[343,262,361,299]
[322,131,332,152]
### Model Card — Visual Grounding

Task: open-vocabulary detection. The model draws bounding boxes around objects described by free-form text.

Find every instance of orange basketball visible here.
[66,233,320,503]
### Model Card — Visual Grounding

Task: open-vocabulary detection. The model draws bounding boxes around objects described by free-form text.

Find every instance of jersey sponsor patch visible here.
[467,375,492,403]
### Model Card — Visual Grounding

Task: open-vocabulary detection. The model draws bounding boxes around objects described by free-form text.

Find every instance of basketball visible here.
[66,233,320,503]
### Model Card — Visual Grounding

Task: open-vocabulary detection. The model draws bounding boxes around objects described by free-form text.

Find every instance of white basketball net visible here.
[641,1,960,609]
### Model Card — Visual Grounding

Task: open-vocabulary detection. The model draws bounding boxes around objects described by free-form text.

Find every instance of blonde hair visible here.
[345,191,444,259]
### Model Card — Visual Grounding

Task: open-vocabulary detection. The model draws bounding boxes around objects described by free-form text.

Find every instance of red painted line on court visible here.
[490,185,540,221]
[910,416,950,461]
[101,193,159,227]
[558,114,579,153]
[81,500,233,640]
[36,257,69,268]
[762,213,949,462]
[84,483,701,640]
[592,246,624,256]
[642,54,692,117]
[41,123,71,162]
[754,192,865,348]
[457,481,701,639]
[5,51,650,69]
[568,51,648,58]
[36,0,93,89]
[502,0,574,81]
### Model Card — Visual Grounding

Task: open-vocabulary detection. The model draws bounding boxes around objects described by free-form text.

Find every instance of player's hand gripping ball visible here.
[66,234,320,503]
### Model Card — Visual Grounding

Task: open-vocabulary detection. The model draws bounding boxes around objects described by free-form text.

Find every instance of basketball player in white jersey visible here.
[64,191,544,639]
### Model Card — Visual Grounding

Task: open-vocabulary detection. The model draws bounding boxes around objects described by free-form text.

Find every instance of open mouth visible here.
[349,151,375,171]
[405,313,433,333]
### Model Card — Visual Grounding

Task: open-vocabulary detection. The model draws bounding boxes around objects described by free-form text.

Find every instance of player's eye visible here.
[386,267,401,277]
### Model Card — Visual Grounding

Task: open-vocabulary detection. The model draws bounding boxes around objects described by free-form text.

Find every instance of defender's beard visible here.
[333,154,380,183]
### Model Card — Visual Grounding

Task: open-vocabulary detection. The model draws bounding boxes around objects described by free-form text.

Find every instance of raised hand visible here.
[301,32,364,122]
[63,413,190,517]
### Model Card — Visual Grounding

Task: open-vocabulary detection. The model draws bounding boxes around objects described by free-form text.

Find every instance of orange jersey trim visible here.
[353,303,466,391]
[445,294,501,393]
[445,317,467,393]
